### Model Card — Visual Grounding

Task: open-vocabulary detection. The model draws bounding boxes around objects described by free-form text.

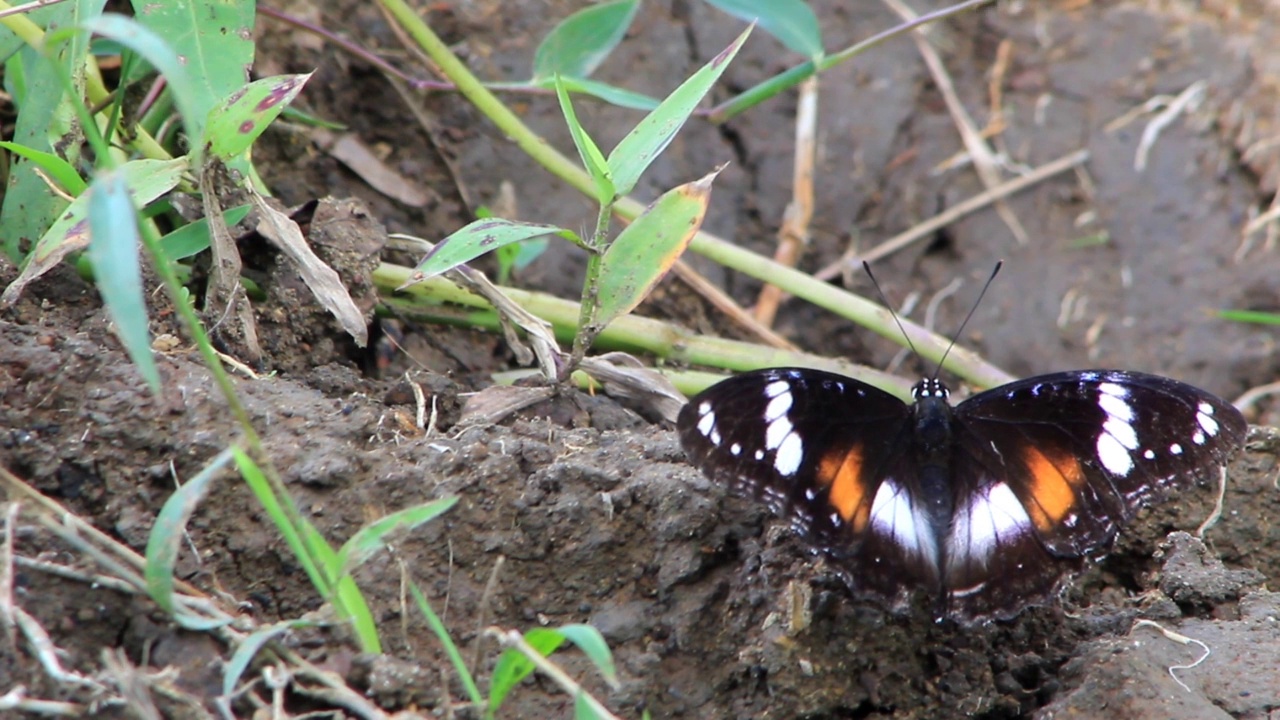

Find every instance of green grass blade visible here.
[488,628,568,716]
[408,581,483,705]
[1217,309,1280,325]
[144,446,236,616]
[557,624,619,689]
[703,0,823,59]
[555,75,615,204]
[531,0,638,81]
[334,496,458,577]
[221,618,313,698]
[233,449,328,597]
[397,218,577,289]
[545,76,659,111]
[607,26,750,197]
[206,73,312,161]
[86,170,161,392]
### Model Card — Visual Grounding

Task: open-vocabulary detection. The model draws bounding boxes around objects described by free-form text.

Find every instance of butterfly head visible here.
[912,378,950,401]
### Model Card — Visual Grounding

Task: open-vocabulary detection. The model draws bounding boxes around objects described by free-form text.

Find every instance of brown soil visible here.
[4,1,1280,719]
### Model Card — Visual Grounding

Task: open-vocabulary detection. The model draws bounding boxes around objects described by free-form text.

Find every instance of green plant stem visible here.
[570,202,615,367]
[377,0,1015,390]
[707,0,997,122]
[377,263,915,400]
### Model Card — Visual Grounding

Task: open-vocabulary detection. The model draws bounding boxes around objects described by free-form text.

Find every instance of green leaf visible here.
[608,26,750,197]
[542,75,659,111]
[397,219,578,290]
[557,624,619,689]
[145,447,236,619]
[555,75,615,204]
[1217,309,1280,325]
[703,0,823,59]
[133,0,255,159]
[206,73,313,161]
[408,582,483,705]
[532,0,639,81]
[158,204,252,261]
[595,167,721,328]
[0,141,88,196]
[334,496,458,578]
[86,170,159,392]
[221,619,313,697]
[488,628,568,715]
[1,157,187,308]
[77,14,204,165]
[574,692,606,720]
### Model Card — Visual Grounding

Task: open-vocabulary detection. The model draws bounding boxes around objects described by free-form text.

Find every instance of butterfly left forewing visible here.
[678,368,944,604]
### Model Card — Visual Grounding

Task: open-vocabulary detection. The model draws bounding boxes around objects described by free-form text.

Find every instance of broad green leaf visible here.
[145,447,236,617]
[78,14,204,165]
[608,26,750,197]
[397,219,578,290]
[557,624,619,688]
[133,0,254,155]
[532,0,639,81]
[1,157,187,307]
[206,73,313,161]
[555,75,614,204]
[221,619,313,697]
[334,496,458,577]
[703,0,823,59]
[87,170,160,392]
[0,141,88,196]
[158,204,252,260]
[595,167,721,327]
[488,628,568,714]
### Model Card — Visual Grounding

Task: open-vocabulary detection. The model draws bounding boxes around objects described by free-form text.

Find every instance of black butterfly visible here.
[677,367,1247,622]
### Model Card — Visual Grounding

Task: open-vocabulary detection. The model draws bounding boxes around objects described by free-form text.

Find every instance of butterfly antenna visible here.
[932,261,1003,380]
[862,261,923,366]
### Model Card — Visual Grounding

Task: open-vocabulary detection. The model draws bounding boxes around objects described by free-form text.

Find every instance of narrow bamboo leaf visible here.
[397,219,577,290]
[703,0,823,59]
[608,26,750,197]
[1217,309,1280,325]
[488,628,568,715]
[221,619,313,698]
[0,141,87,195]
[86,170,160,393]
[206,73,313,160]
[158,204,252,260]
[532,0,639,81]
[145,447,236,616]
[555,75,615,204]
[335,496,458,577]
[595,167,722,327]
[557,624,620,688]
[542,76,659,111]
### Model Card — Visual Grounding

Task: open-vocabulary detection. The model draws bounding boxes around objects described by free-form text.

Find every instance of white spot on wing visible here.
[1098,391,1134,422]
[1192,430,1206,445]
[869,480,939,567]
[1097,432,1134,475]
[696,409,716,438]
[765,416,792,450]
[764,380,790,398]
[1197,403,1219,437]
[774,433,803,476]
[1104,417,1139,450]
[729,442,741,456]
[1098,381,1129,399]
[948,482,1033,565]
[764,391,792,422]
[1170,443,1183,455]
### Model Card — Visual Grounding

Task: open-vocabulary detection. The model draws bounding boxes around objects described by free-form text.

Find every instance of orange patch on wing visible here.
[817,446,869,530]
[1022,446,1085,532]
